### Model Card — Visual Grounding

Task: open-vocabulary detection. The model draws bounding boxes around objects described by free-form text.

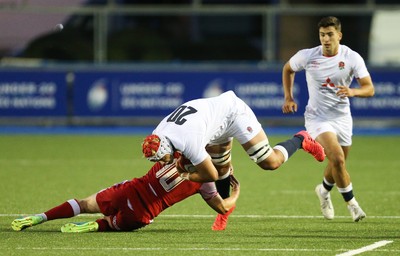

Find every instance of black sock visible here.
[341,191,354,202]
[293,133,306,149]
[322,180,334,191]
[276,136,302,158]
[215,176,231,199]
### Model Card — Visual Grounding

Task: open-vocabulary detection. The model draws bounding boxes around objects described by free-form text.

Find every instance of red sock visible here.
[44,199,81,220]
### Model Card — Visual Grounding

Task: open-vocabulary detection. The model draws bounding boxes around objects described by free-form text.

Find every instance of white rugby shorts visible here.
[208,104,262,146]
[305,115,353,146]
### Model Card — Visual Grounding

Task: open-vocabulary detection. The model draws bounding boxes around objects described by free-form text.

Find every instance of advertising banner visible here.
[1,69,398,119]
[350,70,400,117]
[73,70,306,118]
[0,71,67,116]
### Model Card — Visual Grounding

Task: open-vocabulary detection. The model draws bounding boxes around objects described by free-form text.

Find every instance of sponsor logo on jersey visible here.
[322,77,335,87]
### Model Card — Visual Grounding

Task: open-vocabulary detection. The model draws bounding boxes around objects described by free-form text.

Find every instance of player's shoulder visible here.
[291,46,321,63]
[339,45,366,68]
[208,90,238,101]
[221,90,237,97]
[297,46,321,56]
[340,44,362,58]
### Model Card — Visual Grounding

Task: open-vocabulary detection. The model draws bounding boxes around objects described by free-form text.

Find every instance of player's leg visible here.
[61,183,122,233]
[317,117,365,222]
[314,162,336,220]
[11,197,88,231]
[316,132,365,221]
[61,192,114,233]
[229,99,324,170]
[314,131,342,220]
[319,135,350,188]
[62,180,150,232]
[77,194,101,213]
[60,192,112,233]
[241,129,324,170]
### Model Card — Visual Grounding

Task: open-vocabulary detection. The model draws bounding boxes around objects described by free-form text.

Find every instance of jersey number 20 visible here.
[167,105,197,125]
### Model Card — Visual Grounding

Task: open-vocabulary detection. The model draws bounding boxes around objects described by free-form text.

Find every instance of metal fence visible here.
[1,1,399,64]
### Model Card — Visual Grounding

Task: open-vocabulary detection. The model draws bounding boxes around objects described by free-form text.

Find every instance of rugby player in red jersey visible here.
[11,157,239,233]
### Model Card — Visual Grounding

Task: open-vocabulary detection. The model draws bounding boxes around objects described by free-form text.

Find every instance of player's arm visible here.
[205,175,240,214]
[336,76,374,98]
[353,76,375,97]
[179,156,219,182]
[282,61,298,113]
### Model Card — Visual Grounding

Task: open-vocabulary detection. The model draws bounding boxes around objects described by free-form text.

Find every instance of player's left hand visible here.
[176,157,187,174]
[336,85,354,98]
[176,155,197,174]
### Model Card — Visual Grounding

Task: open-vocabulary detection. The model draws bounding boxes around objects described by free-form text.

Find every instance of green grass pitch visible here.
[0,134,399,255]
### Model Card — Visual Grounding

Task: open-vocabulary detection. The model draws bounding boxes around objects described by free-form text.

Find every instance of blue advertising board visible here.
[73,70,306,118]
[0,71,67,117]
[350,70,400,117]
[1,68,399,120]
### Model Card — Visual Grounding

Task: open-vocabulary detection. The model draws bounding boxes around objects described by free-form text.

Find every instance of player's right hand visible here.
[230,175,240,191]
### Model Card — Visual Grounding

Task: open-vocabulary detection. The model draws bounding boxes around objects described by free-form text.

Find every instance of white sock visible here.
[273,145,288,162]
[347,197,358,206]
[38,213,47,221]
[319,185,330,198]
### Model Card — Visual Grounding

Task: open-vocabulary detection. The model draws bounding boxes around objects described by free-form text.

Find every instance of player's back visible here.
[132,162,202,219]
[153,90,246,164]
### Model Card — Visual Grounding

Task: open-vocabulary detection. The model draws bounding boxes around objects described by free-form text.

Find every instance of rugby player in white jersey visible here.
[282,16,374,222]
[142,90,325,230]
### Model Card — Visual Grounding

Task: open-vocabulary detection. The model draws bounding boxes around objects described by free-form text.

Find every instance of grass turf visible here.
[0,134,399,255]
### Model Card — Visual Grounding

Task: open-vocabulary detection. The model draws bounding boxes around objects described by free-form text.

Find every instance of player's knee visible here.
[329,154,346,169]
[76,199,88,213]
[257,159,281,171]
[77,196,98,213]
[333,158,346,170]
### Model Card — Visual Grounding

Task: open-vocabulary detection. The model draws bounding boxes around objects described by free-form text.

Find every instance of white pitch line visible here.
[11,246,400,254]
[14,247,333,252]
[336,240,393,256]
[1,213,400,219]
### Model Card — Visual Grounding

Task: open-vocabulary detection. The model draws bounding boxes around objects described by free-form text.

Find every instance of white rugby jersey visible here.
[289,45,370,119]
[153,90,248,165]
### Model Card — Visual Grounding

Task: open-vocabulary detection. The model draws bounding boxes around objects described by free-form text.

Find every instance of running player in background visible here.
[282,16,374,222]
[142,90,325,230]
[11,157,240,232]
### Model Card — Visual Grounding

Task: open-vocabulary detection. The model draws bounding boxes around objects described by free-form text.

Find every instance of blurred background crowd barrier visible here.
[0,0,399,128]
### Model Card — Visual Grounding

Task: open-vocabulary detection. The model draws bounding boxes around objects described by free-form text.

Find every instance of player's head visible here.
[142,134,174,163]
[317,16,342,56]
[318,16,341,32]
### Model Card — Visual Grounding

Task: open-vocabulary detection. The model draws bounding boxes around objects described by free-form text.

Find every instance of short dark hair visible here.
[318,16,341,32]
